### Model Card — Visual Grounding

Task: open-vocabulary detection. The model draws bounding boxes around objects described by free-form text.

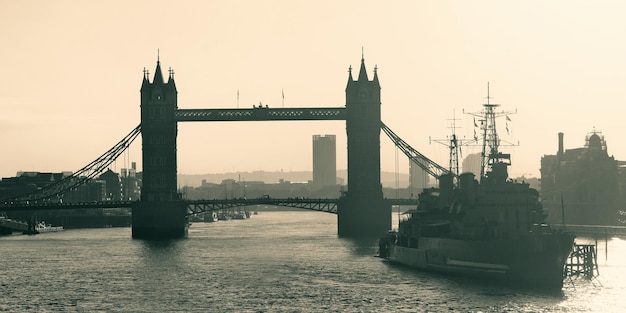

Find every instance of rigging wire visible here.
[395,144,399,199]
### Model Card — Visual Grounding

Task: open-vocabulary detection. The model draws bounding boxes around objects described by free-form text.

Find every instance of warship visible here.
[379,89,575,290]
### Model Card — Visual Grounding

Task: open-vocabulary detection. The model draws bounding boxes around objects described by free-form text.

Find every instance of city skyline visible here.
[2,1,626,179]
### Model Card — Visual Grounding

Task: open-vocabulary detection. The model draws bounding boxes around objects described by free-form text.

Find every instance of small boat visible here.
[34,221,64,233]
[231,211,247,220]
[218,212,231,221]
[205,212,219,222]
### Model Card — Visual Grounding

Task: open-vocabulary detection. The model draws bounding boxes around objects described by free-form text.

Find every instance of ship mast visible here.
[431,111,464,178]
[450,122,460,177]
[466,83,516,183]
[482,83,499,180]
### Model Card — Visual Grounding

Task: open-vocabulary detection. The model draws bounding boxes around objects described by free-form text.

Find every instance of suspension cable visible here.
[381,121,452,180]
[5,124,141,202]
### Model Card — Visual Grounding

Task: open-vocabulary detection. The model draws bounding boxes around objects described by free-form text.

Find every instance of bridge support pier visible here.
[132,201,188,239]
[337,195,391,237]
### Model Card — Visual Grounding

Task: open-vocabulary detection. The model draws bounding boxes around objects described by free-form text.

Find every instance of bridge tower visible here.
[133,58,187,239]
[338,57,391,237]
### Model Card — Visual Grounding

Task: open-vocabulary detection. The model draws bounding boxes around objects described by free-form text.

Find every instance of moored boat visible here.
[34,221,64,233]
[379,89,575,290]
[231,211,247,219]
[218,212,232,221]
[205,212,219,222]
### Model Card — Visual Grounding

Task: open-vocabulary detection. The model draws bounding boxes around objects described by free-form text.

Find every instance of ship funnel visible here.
[438,173,454,207]
[459,172,475,187]
[459,172,477,206]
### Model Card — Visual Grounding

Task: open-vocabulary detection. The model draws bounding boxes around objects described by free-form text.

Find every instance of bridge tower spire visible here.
[134,57,187,239]
[338,57,390,237]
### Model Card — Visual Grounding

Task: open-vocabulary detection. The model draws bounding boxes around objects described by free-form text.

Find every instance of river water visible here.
[1,210,625,312]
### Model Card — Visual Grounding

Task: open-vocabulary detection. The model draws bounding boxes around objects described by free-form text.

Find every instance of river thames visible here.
[1,210,625,312]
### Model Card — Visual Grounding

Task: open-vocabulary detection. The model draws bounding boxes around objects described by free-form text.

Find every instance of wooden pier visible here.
[555,224,626,262]
[564,244,599,279]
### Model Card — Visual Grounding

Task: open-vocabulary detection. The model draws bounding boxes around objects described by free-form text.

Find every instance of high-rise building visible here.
[312,134,336,188]
[462,153,482,177]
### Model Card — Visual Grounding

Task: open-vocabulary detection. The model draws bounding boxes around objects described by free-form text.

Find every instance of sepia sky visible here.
[2,1,626,181]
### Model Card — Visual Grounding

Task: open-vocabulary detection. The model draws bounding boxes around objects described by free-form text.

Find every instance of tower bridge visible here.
[136,56,387,239]
[1,56,445,239]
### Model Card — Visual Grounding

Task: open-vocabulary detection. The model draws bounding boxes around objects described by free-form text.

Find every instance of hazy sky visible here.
[2,1,626,180]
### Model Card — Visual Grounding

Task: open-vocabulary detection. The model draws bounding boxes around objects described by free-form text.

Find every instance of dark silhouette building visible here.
[541,130,623,225]
[0,172,69,201]
[312,134,337,189]
[99,169,121,201]
[0,170,135,228]
[0,171,110,203]
[120,162,141,201]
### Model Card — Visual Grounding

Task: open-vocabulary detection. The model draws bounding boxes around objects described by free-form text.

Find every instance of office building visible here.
[312,134,336,188]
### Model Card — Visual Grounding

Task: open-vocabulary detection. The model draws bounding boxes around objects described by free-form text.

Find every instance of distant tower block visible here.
[312,134,337,189]
[409,160,430,196]
[133,58,187,239]
[338,57,391,237]
[461,153,482,178]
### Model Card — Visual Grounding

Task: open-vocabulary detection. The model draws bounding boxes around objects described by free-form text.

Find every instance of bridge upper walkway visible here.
[176,107,347,122]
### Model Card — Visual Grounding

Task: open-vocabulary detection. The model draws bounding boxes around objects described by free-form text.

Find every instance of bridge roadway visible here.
[0,198,419,216]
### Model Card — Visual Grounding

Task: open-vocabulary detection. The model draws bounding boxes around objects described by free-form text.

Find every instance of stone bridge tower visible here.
[338,58,391,237]
[133,58,187,239]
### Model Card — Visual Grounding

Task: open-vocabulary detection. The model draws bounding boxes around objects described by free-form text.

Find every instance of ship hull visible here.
[384,233,574,290]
